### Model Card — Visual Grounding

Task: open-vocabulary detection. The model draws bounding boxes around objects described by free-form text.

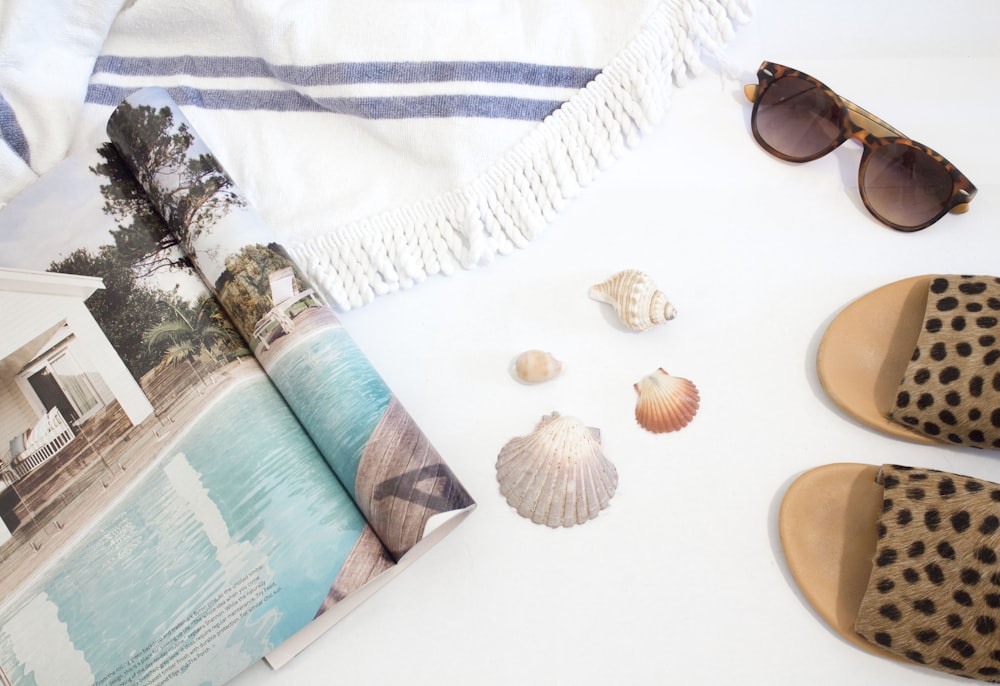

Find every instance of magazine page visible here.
[105,87,476,570]
[0,148,396,685]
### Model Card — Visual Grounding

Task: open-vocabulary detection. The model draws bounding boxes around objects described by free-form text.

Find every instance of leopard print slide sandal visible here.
[781,462,1000,681]
[818,275,1000,448]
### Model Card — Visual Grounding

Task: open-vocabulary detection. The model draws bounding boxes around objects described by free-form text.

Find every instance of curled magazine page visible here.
[105,84,475,575]
[0,146,397,684]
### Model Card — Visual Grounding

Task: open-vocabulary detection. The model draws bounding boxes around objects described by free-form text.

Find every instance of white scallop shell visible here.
[634,368,700,433]
[512,349,563,384]
[495,412,618,528]
[589,269,676,331]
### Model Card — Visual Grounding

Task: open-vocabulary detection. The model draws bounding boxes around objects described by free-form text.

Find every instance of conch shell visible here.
[589,269,676,331]
[496,412,618,528]
[634,368,700,433]
[512,349,562,384]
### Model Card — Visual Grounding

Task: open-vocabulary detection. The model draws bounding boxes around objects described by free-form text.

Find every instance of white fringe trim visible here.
[290,0,752,311]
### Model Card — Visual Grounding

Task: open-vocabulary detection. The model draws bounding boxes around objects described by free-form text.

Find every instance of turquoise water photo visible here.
[0,373,368,686]
[267,325,392,501]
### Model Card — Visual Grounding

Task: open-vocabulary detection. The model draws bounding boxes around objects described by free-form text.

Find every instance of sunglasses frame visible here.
[745,61,977,231]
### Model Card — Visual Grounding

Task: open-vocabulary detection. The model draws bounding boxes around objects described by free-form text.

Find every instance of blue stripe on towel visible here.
[0,91,30,165]
[87,84,565,120]
[93,56,599,89]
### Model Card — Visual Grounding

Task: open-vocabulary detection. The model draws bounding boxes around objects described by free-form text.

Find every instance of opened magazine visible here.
[0,88,474,686]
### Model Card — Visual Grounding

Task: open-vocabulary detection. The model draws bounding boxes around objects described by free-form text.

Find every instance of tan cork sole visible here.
[816,275,938,446]
[779,462,900,661]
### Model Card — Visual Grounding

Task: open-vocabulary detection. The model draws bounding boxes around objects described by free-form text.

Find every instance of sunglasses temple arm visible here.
[842,97,907,138]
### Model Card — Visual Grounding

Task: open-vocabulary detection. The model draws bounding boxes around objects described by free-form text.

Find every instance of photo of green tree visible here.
[45,134,250,381]
[104,102,246,257]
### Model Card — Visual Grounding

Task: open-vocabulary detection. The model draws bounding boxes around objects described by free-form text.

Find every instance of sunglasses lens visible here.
[862,144,954,230]
[754,76,843,160]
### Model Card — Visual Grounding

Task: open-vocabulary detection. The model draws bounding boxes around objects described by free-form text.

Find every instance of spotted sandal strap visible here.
[889,276,1000,448]
[856,465,1000,681]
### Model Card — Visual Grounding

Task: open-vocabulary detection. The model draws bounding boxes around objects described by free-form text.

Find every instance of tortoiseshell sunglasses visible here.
[744,61,977,231]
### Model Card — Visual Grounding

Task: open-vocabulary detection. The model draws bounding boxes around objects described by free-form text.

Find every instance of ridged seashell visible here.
[589,269,676,331]
[496,412,618,528]
[512,349,563,384]
[634,368,700,433]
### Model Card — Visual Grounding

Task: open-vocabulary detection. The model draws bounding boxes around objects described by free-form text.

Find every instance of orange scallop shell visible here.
[633,368,700,433]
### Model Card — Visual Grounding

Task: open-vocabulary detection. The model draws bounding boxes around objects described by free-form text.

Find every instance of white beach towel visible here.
[0,0,750,310]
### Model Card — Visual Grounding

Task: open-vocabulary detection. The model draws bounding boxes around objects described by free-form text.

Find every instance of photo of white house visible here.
[0,268,154,541]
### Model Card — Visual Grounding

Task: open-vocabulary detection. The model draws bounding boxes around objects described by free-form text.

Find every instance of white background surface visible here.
[232,2,1000,684]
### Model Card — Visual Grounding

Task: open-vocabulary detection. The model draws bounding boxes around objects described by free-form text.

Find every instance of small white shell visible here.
[589,269,676,331]
[496,412,618,528]
[512,349,563,384]
[634,368,700,433]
